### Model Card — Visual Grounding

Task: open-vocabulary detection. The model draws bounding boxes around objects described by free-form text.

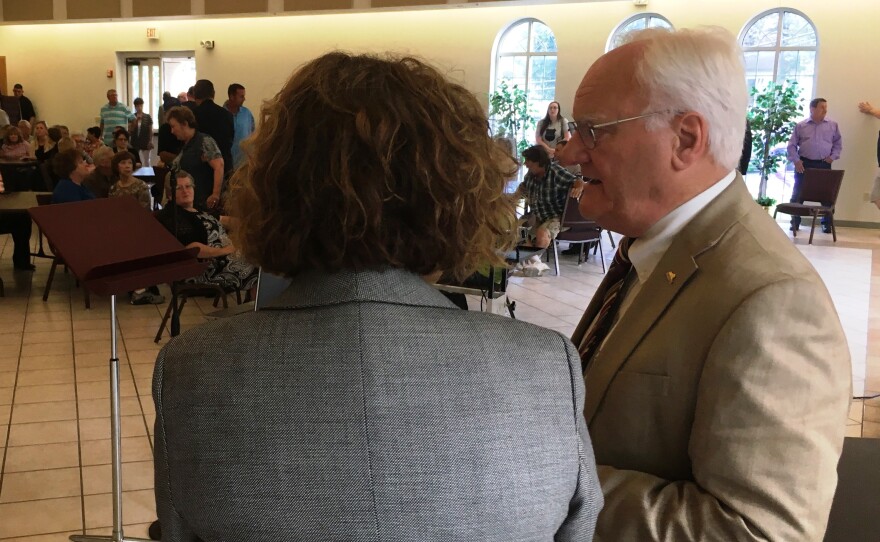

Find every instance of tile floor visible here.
[0,220,878,540]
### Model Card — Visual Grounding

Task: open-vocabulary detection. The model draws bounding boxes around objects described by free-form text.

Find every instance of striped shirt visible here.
[100,103,134,145]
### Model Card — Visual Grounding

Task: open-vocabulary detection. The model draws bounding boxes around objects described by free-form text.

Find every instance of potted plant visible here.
[488,81,532,155]
[755,195,777,213]
[748,81,803,199]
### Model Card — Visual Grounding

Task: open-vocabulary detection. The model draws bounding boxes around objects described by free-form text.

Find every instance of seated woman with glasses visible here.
[155,169,257,293]
[149,52,601,542]
[110,128,141,169]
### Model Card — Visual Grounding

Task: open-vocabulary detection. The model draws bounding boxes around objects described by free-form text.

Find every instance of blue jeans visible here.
[791,157,832,229]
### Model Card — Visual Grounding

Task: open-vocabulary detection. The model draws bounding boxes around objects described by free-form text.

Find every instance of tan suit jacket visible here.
[572,177,851,541]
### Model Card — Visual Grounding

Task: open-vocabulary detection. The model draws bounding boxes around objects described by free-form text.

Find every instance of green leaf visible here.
[747,81,804,198]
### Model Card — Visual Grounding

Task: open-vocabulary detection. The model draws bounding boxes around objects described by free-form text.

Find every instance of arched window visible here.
[606,13,673,52]
[491,19,558,140]
[740,9,818,99]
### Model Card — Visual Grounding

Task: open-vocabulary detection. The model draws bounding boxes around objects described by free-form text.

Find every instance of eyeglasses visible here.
[568,111,670,150]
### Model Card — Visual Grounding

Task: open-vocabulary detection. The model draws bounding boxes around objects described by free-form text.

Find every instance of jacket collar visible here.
[264,267,457,312]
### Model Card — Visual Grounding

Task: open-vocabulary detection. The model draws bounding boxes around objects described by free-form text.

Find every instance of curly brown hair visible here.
[228,52,517,280]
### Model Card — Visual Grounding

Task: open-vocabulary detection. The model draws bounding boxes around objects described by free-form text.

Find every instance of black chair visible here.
[37,161,56,192]
[774,169,845,244]
[0,161,38,192]
[823,437,880,541]
[36,194,90,308]
[550,194,606,276]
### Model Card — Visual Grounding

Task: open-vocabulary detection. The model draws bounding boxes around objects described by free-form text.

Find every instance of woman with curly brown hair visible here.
[151,52,601,542]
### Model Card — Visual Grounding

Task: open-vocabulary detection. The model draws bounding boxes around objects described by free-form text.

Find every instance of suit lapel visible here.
[582,246,698,422]
[582,176,755,423]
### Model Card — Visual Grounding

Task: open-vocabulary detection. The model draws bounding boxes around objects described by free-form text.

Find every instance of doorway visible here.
[123,53,196,122]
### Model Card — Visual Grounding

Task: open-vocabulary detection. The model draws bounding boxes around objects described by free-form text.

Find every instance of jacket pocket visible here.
[610,371,670,397]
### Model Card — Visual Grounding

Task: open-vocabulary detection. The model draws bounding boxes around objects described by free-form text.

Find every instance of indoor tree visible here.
[748,81,803,199]
[488,81,532,155]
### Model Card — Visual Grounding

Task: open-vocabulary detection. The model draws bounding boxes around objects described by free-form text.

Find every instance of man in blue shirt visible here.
[225,83,255,170]
[786,98,842,232]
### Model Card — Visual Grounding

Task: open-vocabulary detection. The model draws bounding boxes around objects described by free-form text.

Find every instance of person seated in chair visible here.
[515,145,584,250]
[33,122,59,164]
[84,126,105,157]
[110,128,141,169]
[109,151,152,210]
[155,169,257,294]
[83,147,115,198]
[51,149,95,203]
[0,126,32,160]
[149,52,602,542]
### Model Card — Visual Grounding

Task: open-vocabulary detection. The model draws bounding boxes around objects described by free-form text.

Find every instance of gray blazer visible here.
[153,268,602,541]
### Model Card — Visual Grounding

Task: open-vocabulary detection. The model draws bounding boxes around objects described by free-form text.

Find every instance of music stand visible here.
[29,197,206,542]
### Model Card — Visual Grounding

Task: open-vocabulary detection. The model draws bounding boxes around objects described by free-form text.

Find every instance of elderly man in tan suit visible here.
[557,27,851,541]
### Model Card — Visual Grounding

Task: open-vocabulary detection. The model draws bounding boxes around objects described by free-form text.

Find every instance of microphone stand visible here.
[70,296,151,542]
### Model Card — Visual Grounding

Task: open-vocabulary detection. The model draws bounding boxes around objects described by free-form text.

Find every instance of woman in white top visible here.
[534,101,570,157]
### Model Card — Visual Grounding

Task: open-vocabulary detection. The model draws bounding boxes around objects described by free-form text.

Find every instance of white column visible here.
[121,0,133,18]
[191,0,205,16]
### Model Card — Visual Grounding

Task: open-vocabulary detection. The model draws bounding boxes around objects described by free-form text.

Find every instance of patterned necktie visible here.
[577,237,635,370]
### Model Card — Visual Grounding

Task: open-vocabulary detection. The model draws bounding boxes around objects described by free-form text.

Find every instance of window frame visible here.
[738,8,819,99]
[605,12,674,52]
[490,17,558,117]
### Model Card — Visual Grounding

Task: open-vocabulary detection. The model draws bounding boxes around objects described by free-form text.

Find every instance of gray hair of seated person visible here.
[92,146,114,166]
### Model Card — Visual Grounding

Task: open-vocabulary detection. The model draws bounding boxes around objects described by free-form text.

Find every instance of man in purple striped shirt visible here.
[786,98,842,232]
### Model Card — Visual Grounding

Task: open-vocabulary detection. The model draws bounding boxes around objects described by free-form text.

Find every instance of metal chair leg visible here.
[553,241,561,276]
[808,213,818,244]
[43,257,59,301]
[155,294,176,343]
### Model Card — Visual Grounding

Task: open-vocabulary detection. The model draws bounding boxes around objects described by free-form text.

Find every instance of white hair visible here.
[625,27,748,171]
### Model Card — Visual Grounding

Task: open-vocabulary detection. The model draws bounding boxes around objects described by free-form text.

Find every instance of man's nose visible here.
[556,138,590,167]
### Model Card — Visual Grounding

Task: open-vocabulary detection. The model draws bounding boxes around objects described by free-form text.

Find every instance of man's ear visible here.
[670,112,709,171]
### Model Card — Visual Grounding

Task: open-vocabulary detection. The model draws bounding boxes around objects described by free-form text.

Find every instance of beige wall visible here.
[2,0,878,222]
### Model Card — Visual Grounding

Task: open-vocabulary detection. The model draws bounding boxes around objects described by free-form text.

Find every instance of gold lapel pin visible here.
[666,271,676,285]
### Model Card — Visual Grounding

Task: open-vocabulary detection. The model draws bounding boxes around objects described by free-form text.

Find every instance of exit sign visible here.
[146,28,158,39]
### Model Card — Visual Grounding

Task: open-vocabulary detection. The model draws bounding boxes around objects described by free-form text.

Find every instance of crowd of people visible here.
[0,79,259,300]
